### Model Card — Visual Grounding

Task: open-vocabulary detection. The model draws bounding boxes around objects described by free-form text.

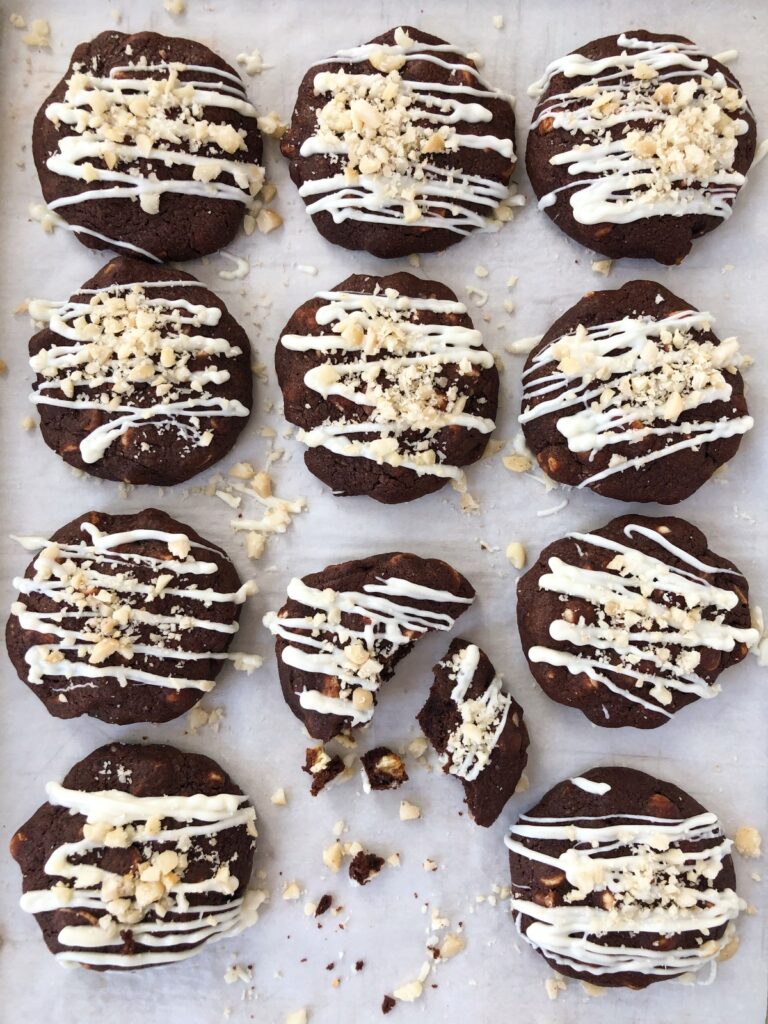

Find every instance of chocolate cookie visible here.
[11,742,259,970]
[418,638,528,827]
[33,31,263,262]
[507,767,741,988]
[526,31,757,264]
[281,26,517,258]
[517,514,756,729]
[276,272,499,503]
[263,552,474,741]
[519,280,752,503]
[29,256,253,486]
[6,508,260,725]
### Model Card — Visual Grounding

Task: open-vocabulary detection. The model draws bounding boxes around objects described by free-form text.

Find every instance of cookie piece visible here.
[304,746,345,796]
[418,638,529,827]
[349,850,385,886]
[361,747,408,792]
[10,742,259,970]
[263,552,474,741]
[519,280,752,503]
[276,272,499,503]
[33,31,263,262]
[517,515,756,729]
[526,31,756,264]
[6,508,259,725]
[281,26,517,258]
[507,767,742,988]
[28,256,253,486]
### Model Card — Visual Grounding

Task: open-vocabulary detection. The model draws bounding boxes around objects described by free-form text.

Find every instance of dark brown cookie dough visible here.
[519,280,751,503]
[418,638,529,827]
[281,26,516,258]
[303,745,345,796]
[29,256,253,486]
[276,271,499,504]
[516,514,755,729]
[33,31,263,262]
[263,552,475,741]
[10,742,258,970]
[361,747,408,791]
[507,766,740,988]
[6,508,255,726]
[526,31,757,264]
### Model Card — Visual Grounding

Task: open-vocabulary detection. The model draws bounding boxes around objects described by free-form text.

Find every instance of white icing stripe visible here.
[20,780,260,967]
[520,308,753,486]
[441,643,511,781]
[527,521,758,715]
[282,288,496,480]
[11,524,260,699]
[506,803,742,979]
[529,33,750,225]
[263,572,473,726]
[296,31,515,233]
[29,279,249,464]
[570,776,611,795]
[43,58,264,253]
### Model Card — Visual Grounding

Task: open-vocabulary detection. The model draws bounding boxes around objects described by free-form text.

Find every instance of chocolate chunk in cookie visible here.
[33,31,263,262]
[276,271,499,503]
[29,256,252,486]
[281,26,517,258]
[526,31,756,264]
[507,767,741,988]
[6,508,259,725]
[517,514,756,729]
[519,280,752,503]
[418,638,529,827]
[263,552,474,741]
[10,742,259,970]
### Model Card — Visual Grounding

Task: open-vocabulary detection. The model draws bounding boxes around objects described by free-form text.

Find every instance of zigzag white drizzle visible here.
[528,33,750,225]
[20,781,261,967]
[441,643,511,781]
[527,522,758,717]
[519,307,753,486]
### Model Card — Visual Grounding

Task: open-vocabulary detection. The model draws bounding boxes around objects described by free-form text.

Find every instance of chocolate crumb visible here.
[315,893,333,916]
[382,995,396,1014]
[349,850,385,886]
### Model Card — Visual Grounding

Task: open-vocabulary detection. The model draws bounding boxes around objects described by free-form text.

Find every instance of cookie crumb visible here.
[399,800,421,821]
[545,974,567,1000]
[315,893,333,916]
[502,453,532,473]
[734,825,762,859]
[362,747,408,791]
[282,880,302,901]
[304,746,345,795]
[21,18,49,47]
[492,14,504,29]
[381,995,396,1014]
[591,258,613,276]
[505,541,526,569]
[236,49,265,75]
[270,787,287,806]
[163,0,185,13]
[285,1010,308,1024]
[20,416,36,431]
[323,841,344,873]
[349,850,385,886]
[423,858,438,872]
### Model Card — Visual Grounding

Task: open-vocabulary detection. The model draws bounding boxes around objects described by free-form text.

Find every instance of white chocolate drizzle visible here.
[263,572,473,726]
[441,643,511,781]
[11,521,260,701]
[506,794,743,980]
[281,287,496,480]
[519,308,753,487]
[29,278,249,465]
[527,521,758,717]
[44,56,264,256]
[20,780,260,967]
[295,28,517,233]
[528,33,751,225]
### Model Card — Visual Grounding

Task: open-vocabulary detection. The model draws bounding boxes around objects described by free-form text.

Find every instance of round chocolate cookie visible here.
[33,31,263,262]
[6,508,260,725]
[263,551,475,741]
[507,767,741,988]
[276,272,499,503]
[10,742,259,970]
[281,26,517,258]
[29,256,253,486]
[526,31,757,264]
[418,638,529,828]
[519,280,752,503]
[517,514,756,729]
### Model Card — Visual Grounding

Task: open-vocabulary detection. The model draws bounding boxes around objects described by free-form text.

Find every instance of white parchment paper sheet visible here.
[0,1,766,1022]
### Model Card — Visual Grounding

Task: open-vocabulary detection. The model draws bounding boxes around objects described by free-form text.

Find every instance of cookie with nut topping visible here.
[526,31,756,264]
[6,508,259,725]
[516,514,756,729]
[263,551,475,741]
[281,26,518,258]
[33,31,264,262]
[507,767,741,988]
[10,742,259,970]
[28,256,253,486]
[275,272,499,504]
[519,280,752,503]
